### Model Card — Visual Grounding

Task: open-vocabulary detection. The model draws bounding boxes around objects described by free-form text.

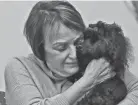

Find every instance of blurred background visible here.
[0,1,138,91]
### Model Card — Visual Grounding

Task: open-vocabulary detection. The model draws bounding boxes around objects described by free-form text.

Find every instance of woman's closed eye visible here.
[53,43,68,52]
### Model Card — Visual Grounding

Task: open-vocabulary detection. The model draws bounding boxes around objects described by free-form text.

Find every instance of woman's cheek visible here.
[59,50,70,64]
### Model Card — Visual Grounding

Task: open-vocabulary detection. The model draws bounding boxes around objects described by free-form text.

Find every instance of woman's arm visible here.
[5,58,111,105]
[4,58,93,105]
[4,58,71,105]
[118,69,138,105]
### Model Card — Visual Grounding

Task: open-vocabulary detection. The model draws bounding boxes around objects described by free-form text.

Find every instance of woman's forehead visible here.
[49,23,82,43]
[53,35,81,44]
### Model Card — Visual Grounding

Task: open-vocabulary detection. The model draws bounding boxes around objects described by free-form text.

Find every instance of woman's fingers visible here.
[82,58,115,89]
[96,67,116,84]
[98,59,110,74]
[99,65,112,76]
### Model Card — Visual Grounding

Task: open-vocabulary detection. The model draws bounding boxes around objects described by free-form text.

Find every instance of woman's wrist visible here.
[61,77,94,105]
[77,76,95,92]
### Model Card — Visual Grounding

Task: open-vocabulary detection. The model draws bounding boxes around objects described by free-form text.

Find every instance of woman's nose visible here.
[69,45,77,59]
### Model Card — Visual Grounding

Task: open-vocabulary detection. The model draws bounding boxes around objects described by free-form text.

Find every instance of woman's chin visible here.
[52,67,79,79]
[64,66,79,76]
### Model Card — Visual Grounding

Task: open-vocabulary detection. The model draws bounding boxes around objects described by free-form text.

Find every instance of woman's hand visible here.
[62,58,114,105]
[79,58,113,91]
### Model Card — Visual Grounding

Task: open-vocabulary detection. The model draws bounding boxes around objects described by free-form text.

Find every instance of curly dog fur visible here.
[68,21,133,105]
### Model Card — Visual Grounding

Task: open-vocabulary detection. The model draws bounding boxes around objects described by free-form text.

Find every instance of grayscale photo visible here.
[0,1,138,105]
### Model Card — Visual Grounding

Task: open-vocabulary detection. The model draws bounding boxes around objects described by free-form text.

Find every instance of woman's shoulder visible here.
[4,54,40,76]
[5,54,34,68]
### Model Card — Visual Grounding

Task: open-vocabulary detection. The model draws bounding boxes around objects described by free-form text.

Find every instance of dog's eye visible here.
[78,37,84,44]
[74,35,84,46]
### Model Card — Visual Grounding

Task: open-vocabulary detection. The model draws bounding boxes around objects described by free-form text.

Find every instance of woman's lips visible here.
[65,62,78,67]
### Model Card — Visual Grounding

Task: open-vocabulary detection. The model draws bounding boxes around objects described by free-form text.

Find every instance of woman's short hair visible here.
[24,1,86,61]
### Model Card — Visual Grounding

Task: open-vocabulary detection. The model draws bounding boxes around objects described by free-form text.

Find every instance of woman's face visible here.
[44,23,82,78]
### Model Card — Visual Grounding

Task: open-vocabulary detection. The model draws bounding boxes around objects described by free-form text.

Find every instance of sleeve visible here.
[118,69,138,105]
[4,58,70,105]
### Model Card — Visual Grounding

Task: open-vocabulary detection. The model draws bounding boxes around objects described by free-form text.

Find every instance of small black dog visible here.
[69,21,133,105]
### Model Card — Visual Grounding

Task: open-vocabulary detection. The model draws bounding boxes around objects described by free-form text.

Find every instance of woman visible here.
[4,1,138,105]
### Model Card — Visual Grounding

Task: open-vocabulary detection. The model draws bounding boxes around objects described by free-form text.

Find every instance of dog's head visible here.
[74,21,133,77]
